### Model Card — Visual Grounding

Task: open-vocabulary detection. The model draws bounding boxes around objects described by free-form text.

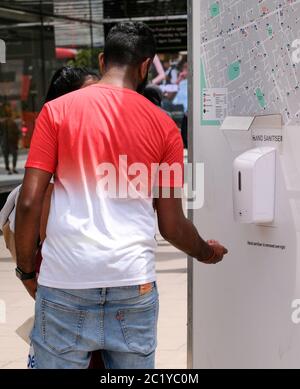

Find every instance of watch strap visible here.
[15,267,36,281]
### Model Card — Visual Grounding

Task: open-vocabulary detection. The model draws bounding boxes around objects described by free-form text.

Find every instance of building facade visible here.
[0,0,187,193]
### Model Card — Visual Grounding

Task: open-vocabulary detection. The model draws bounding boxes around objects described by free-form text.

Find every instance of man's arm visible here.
[40,183,54,242]
[15,168,52,298]
[155,189,228,264]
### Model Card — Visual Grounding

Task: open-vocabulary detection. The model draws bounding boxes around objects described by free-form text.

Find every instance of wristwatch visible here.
[15,267,36,281]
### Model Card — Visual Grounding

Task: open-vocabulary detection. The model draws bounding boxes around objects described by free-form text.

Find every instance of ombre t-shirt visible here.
[26,84,184,289]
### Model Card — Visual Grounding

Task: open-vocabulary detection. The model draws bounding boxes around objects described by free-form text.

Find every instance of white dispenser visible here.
[233,147,276,224]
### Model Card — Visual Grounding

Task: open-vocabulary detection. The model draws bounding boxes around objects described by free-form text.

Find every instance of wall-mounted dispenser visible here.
[233,147,276,224]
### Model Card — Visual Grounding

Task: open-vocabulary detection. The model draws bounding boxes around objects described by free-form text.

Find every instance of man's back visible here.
[15,22,227,370]
[26,83,183,289]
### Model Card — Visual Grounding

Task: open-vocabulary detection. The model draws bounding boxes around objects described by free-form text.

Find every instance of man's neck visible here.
[99,67,138,91]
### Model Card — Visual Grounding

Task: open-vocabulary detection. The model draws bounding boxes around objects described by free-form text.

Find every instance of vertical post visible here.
[89,0,94,68]
[187,0,194,369]
[0,39,6,64]
[39,0,47,96]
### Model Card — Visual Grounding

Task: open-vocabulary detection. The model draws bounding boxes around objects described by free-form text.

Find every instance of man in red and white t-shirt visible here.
[15,22,228,369]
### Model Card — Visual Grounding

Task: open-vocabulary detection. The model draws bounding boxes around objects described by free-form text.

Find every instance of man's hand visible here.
[22,278,38,300]
[200,240,228,265]
[155,191,229,265]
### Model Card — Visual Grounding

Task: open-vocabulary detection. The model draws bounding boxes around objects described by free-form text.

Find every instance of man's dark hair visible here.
[104,22,157,67]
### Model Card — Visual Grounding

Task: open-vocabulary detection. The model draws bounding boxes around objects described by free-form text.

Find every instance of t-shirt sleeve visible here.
[25,104,58,174]
[158,125,184,188]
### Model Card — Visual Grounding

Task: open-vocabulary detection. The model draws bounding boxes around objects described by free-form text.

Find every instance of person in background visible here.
[173,60,188,147]
[163,59,178,85]
[0,66,101,369]
[45,66,99,104]
[173,60,188,113]
[39,66,102,369]
[176,60,188,85]
[0,67,100,284]
[143,84,163,107]
[150,54,166,85]
[143,84,173,121]
[39,66,100,242]
[1,104,20,175]
[0,66,100,284]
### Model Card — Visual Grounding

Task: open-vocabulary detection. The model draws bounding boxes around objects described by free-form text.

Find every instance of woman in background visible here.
[0,66,101,369]
[45,66,99,103]
[39,67,99,242]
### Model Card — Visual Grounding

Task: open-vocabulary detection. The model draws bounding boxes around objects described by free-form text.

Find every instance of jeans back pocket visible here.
[41,299,85,355]
[117,299,159,356]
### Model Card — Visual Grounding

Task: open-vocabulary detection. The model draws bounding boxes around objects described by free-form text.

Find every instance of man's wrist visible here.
[202,245,216,262]
[15,267,36,281]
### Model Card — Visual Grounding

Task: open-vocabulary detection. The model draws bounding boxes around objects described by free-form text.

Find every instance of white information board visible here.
[189,0,300,369]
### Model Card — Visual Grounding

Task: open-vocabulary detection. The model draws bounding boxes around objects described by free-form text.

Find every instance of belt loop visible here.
[100,288,107,304]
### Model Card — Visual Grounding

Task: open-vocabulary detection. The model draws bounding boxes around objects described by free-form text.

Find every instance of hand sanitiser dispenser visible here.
[233,147,276,224]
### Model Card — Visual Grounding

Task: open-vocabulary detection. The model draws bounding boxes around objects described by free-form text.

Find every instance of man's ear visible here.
[139,58,152,80]
[99,53,106,75]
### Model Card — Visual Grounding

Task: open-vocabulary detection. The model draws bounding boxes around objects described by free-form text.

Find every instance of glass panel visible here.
[0,0,103,191]
[0,0,187,191]
[0,5,45,187]
[53,0,103,49]
[103,0,187,19]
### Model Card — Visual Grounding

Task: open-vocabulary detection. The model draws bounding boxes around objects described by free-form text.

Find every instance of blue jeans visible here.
[31,283,159,369]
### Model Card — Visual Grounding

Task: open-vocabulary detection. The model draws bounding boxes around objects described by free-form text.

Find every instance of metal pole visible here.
[39,0,47,100]
[187,0,194,369]
[89,0,94,67]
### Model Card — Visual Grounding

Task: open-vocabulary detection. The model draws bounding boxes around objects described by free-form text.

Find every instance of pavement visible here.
[0,233,187,369]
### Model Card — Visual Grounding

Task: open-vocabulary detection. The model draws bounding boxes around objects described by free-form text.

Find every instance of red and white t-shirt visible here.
[26,84,184,289]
